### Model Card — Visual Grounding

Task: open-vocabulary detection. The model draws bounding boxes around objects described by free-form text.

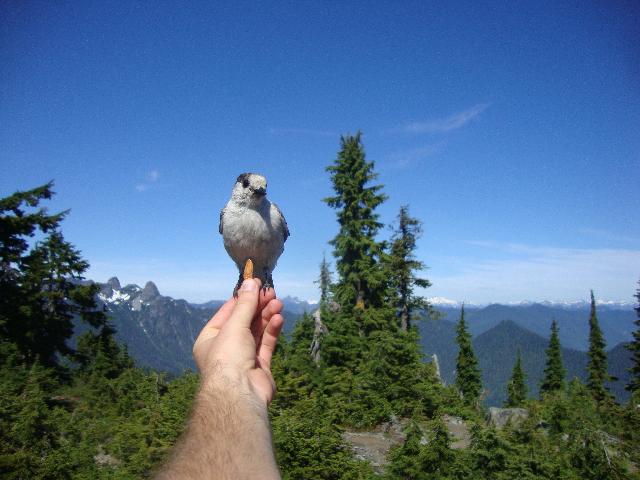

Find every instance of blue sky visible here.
[1,0,639,303]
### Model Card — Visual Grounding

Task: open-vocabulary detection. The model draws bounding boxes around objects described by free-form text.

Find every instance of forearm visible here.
[156,377,280,480]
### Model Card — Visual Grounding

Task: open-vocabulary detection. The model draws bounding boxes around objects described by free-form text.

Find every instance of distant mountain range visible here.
[75,278,308,374]
[420,318,633,406]
[79,278,637,406]
[429,303,636,351]
[428,297,636,310]
[190,295,317,316]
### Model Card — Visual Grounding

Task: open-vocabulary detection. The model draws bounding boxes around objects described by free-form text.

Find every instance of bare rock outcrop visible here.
[486,407,529,429]
[443,414,471,449]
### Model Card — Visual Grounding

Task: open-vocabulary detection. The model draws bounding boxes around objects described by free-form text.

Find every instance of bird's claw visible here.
[262,270,274,294]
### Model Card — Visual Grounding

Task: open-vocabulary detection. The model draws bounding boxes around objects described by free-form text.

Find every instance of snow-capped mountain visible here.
[89,277,214,373]
[427,296,634,311]
[83,277,305,374]
[427,296,463,307]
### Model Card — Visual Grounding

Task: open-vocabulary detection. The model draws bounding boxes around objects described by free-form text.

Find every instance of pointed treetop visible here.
[587,290,611,402]
[455,304,482,406]
[541,318,566,395]
[506,348,528,407]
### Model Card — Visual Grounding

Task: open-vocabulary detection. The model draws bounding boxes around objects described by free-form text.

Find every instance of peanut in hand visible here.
[243,259,254,280]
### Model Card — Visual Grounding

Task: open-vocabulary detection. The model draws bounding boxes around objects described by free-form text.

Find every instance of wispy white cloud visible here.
[135,169,160,192]
[402,103,490,134]
[268,127,336,137]
[427,241,640,304]
[383,143,443,169]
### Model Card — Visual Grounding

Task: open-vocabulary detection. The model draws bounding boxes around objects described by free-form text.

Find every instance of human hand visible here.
[193,278,284,406]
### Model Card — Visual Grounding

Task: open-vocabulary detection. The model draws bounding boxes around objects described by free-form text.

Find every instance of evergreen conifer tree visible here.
[626,279,640,393]
[455,305,482,405]
[505,349,527,407]
[540,319,566,395]
[323,132,388,314]
[586,290,611,402]
[386,421,426,479]
[385,205,431,331]
[0,183,107,367]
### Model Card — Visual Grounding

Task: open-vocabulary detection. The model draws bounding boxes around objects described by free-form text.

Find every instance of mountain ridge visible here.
[84,277,636,406]
[428,297,635,310]
[420,318,633,406]
[81,277,304,374]
[428,302,636,351]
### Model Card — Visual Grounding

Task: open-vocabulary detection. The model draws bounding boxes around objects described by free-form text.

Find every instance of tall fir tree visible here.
[0,183,107,367]
[586,290,611,402]
[540,319,566,395]
[385,205,431,332]
[319,134,432,425]
[505,349,527,407]
[323,132,388,313]
[455,305,482,405]
[626,279,640,393]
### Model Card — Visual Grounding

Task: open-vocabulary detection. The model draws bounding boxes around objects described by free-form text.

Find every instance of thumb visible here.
[227,278,260,329]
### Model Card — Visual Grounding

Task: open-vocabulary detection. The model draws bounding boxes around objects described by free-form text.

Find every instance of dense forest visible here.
[2,135,640,479]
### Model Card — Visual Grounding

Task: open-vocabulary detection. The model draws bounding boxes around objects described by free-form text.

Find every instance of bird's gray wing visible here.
[218,208,225,235]
[272,202,290,241]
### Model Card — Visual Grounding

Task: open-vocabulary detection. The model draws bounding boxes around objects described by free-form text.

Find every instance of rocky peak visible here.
[107,277,121,291]
[141,281,161,301]
[99,283,113,297]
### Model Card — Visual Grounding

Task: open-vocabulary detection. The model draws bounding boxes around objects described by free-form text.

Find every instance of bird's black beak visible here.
[253,187,267,197]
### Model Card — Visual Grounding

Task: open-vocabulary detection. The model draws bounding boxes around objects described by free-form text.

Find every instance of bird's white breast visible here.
[222,200,284,272]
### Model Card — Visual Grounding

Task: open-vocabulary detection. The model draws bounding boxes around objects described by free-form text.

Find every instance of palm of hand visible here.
[193,285,283,406]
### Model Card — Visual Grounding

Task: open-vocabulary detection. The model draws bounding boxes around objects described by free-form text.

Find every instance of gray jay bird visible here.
[219,173,289,296]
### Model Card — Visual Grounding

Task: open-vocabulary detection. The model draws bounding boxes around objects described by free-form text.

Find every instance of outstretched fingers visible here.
[257,313,284,370]
[252,297,282,341]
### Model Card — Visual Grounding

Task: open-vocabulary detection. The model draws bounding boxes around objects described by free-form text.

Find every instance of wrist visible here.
[200,368,267,413]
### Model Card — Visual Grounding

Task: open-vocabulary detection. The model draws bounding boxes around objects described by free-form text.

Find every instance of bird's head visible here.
[232,172,268,207]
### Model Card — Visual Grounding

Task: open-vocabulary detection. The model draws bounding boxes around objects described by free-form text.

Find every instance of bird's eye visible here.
[242,179,250,188]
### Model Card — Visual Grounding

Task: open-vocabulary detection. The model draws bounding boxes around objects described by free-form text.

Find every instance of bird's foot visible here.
[262,269,274,294]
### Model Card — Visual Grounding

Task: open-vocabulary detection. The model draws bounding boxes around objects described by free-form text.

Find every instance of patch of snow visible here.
[98,289,130,304]
[427,297,461,307]
[427,297,634,310]
[110,290,130,303]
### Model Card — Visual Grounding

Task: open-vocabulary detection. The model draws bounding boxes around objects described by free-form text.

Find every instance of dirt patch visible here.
[443,414,471,449]
[343,415,472,472]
